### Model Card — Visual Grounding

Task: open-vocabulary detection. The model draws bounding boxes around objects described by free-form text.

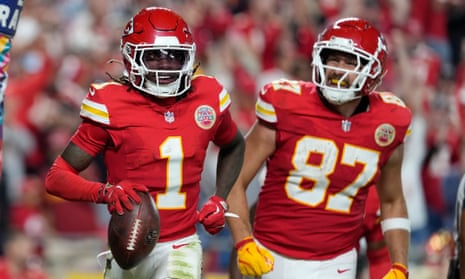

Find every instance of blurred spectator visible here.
[226,0,284,88]
[407,0,453,77]
[9,175,51,258]
[446,0,465,75]
[0,230,49,279]
[4,13,55,203]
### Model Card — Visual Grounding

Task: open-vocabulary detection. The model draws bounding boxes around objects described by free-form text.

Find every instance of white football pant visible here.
[102,233,202,279]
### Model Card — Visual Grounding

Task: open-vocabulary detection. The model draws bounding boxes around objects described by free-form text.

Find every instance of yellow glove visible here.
[235,236,274,276]
[383,263,409,279]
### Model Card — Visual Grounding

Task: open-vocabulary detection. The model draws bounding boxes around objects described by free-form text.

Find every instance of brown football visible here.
[108,191,160,270]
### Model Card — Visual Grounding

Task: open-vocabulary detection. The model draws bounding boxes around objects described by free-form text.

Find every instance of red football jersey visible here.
[72,75,238,242]
[253,79,411,259]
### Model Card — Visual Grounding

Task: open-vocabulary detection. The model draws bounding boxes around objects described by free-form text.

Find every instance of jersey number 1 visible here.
[156,136,187,209]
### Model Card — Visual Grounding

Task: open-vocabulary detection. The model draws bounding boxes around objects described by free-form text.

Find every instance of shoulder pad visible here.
[256,79,305,124]
[80,82,124,125]
[192,75,231,113]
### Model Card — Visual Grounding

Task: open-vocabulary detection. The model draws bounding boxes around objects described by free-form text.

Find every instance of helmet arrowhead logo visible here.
[123,18,134,36]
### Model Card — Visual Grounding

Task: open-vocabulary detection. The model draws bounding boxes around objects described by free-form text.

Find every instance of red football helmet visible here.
[312,17,388,104]
[121,7,196,97]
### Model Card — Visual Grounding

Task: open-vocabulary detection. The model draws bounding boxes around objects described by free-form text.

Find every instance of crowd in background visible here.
[1,0,465,278]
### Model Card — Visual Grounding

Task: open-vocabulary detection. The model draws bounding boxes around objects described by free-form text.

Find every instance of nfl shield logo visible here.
[341,119,351,132]
[164,111,175,123]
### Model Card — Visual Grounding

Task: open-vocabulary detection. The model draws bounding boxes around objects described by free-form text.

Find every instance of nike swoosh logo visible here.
[337,269,351,274]
[172,243,189,249]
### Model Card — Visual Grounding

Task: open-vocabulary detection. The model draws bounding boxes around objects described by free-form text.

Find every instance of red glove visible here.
[198,195,228,234]
[97,181,148,215]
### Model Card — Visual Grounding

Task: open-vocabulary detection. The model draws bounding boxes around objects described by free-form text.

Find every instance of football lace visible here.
[127,218,142,251]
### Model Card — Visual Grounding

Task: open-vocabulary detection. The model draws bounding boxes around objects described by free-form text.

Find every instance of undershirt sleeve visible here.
[45,156,103,202]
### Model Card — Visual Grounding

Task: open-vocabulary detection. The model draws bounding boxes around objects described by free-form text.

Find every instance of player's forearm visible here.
[215,131,245,199]
[384,228,410,266]
[227,185,253,243]
[45,156,103,202]
[379,197,410,266]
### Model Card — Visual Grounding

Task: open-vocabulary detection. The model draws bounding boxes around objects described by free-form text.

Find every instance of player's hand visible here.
[97,181,148,215]
[382,263,408,279]
[198,195,228,234]
[236,237,274,276]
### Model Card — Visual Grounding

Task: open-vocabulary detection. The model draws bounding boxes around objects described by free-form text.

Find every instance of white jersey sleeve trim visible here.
[219,88,231,113]
[255,96,277,123]
[80,98,110,125]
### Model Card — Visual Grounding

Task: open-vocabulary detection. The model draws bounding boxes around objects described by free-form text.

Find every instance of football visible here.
[108,191,160,269]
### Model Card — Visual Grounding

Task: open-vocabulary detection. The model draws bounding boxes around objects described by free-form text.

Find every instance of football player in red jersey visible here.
[226,17,411,278]
[228,186,392,279]
[44,7,245,279]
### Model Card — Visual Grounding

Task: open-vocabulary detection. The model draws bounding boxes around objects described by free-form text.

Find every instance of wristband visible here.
[381,217,410,233]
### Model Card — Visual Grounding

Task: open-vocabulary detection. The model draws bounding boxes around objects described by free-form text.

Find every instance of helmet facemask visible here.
[312,34,386,105]
[123,42,196,98]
